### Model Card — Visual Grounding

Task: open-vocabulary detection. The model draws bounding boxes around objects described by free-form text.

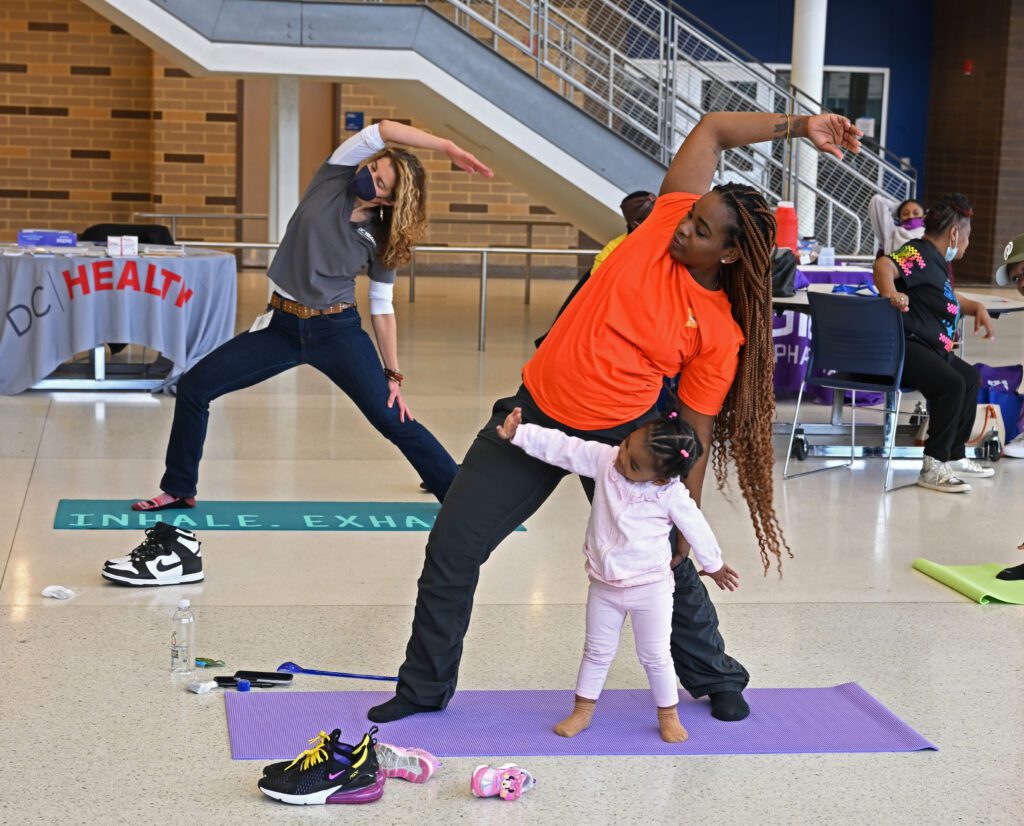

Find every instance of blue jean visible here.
[160,307,459,500]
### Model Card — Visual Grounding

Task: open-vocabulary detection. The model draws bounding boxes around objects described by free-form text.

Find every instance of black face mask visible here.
[350,166,378,202]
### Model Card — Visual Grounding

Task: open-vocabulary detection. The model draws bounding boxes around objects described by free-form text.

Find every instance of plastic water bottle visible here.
[171,599,196,675]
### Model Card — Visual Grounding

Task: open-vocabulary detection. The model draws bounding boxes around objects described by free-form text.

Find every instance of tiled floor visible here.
[1,270,1022,824]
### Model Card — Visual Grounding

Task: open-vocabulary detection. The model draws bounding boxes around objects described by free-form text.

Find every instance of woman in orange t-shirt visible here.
[370,111,863,725]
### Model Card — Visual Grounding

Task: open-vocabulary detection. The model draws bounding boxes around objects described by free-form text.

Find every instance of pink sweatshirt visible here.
[511,424,724,587]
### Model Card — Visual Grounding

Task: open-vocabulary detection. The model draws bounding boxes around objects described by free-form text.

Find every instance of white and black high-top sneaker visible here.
[102,521,177,568]
[101,523,203,586]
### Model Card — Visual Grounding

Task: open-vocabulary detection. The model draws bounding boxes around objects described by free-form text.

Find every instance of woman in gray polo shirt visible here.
[133,121,492,514]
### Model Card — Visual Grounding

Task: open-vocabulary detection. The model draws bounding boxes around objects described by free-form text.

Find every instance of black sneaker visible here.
[258,727,384,805]
[101,523,203,586]
[262,729,375,778]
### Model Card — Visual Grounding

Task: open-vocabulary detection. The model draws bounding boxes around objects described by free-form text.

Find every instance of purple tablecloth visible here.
[775,266,875,401]
[773,310,812,395]
[792,265,874,290]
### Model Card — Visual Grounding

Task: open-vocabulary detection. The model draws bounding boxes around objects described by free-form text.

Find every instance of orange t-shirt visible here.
[522,191,744,431]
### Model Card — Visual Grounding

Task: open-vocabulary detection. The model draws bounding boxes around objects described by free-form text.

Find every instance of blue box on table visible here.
[18,229,77,247]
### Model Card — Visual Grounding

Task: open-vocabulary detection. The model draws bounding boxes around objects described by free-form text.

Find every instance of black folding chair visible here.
[783,292,908,492]
[80,223,174,245]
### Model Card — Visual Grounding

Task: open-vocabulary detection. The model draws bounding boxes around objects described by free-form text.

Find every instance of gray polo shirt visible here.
[267,157,396,309]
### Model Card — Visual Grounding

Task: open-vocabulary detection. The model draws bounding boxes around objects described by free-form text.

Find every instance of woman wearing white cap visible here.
[994,233,1024,296]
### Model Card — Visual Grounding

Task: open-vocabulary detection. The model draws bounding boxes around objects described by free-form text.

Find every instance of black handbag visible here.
[771,248,798,297]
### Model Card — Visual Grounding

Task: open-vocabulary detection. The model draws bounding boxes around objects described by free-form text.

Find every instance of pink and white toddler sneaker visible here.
[374,743,440,783]
[470,764,536,801]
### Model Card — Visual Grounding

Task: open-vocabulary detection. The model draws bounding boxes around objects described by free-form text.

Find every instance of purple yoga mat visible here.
[224,684,935,758]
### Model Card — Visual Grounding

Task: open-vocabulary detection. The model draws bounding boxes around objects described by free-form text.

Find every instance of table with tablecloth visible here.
[773,265,874,396]
[0,248,237,394]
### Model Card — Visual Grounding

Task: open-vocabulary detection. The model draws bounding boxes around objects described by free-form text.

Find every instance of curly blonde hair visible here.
[370,147,427,269]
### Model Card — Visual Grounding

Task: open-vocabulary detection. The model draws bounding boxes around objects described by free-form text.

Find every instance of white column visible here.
[267,76,301,284]
[789,0,827,239]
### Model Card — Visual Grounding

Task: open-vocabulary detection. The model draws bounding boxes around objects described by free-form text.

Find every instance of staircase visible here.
[370,0,918,254]
[89,0,916,253]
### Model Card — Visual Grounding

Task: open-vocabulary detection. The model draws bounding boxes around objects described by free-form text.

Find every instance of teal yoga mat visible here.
[912,558,1024,604]
[54,499,526,532]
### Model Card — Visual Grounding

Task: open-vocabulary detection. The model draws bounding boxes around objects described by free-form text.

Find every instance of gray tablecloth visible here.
[0,250,237,394]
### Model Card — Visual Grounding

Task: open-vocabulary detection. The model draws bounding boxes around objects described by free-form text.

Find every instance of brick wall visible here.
[0,0,596,273]
[0,1,154,238]
[994,1,1024,261]
[0,0,238,243]
[924,0,1015,283]
[152,56,238,241]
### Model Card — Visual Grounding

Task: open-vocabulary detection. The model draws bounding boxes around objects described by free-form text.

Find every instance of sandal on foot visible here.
[131,493,196,512]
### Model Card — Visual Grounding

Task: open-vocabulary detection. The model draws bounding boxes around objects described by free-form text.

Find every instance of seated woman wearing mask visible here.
[873,193,996,493]
[869,193,926,256]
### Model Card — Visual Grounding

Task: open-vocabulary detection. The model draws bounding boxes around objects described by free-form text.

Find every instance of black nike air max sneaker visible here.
[258,727,384,805]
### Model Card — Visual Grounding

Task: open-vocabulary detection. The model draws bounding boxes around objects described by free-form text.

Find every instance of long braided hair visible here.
[711,182,791,574]
[647,406,704,479]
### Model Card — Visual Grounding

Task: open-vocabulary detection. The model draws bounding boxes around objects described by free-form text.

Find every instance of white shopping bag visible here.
[967,403,1005,445]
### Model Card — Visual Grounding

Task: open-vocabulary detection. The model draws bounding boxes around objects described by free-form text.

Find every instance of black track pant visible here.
[395,386,749,709]
[902,340,980,462]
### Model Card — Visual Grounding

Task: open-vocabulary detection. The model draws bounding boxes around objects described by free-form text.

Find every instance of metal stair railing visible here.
[360,0,912,253]
[662,0,916,181]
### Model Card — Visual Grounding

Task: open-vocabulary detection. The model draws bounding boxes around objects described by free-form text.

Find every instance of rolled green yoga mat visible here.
[912,558,1024,604]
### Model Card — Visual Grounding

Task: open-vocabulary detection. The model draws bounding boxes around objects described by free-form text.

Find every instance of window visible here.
[775,68,888,143]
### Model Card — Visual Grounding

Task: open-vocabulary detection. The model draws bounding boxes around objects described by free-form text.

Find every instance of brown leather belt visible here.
[270,292,355,319]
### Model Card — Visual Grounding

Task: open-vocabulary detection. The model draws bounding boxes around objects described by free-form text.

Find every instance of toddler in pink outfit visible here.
[498,405,738,743]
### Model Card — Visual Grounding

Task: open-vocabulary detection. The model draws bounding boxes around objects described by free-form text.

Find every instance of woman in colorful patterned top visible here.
[873,193,996,493]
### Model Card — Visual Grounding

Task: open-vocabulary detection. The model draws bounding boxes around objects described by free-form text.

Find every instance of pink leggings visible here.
[575,577,678,708]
